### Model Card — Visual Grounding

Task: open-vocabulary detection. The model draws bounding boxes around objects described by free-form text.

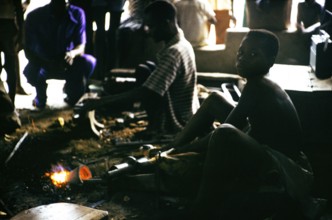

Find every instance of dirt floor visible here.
[0,98,192,220]
[1,79,332,219]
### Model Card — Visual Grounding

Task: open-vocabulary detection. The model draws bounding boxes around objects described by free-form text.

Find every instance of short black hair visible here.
[247,29,279,59]
[144,0,177,22]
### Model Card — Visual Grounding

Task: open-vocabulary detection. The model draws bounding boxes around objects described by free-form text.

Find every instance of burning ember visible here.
[45,165,70,187]
[45,164,92,187]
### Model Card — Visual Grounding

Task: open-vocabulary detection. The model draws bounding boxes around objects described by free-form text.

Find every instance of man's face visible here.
[236,36,272,78]
[144,15,168,42]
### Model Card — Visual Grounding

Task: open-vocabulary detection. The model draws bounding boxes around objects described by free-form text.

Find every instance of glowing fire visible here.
[45,164,92,187]
[45,165,70,187]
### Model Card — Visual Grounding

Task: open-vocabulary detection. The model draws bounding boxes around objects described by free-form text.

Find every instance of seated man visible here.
[80,0,199,135]
[23,0,96,109]
[168,30,318,219]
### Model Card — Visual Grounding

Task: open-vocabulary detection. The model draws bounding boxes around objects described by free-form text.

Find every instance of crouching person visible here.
[0,81,21,136]
[23,0,96,109]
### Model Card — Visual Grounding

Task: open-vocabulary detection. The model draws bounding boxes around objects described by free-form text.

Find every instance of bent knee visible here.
[205,91,224,104]
[210,124,241,145]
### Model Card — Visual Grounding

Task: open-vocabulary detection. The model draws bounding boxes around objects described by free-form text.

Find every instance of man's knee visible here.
[23,62,43,85]
[203,91,229,108]
[135,61,155,85]
[211,124,240,145]
[74,54,96,77]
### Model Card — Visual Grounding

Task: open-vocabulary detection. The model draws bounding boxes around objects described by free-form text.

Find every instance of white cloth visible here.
[175,0,216,47]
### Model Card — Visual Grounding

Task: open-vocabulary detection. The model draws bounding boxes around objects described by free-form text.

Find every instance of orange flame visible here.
[45,165,70,188]
[45,164,92,187]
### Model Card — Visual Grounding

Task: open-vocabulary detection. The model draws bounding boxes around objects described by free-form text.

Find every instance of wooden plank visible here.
[11,202,108,220]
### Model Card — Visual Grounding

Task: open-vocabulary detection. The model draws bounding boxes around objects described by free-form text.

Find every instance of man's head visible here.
[50,0,69,19]
[236,29,279,78]
[144,0,178,42]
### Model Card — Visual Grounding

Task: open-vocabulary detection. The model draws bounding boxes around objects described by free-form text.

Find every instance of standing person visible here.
[296,0,323,33]
[23,0,96,109]
[116,0,157,68]
[80,0,199,136]
[167,30,319,219]
[174,0,217,47]
[0,0,24,104]
[91,0,126,79]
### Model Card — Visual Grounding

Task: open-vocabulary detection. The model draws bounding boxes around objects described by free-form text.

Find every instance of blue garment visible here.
[23,3,96,106]
[24,4,86,60]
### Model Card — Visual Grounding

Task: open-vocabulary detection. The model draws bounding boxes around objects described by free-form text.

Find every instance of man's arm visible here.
[201,1,217,24]
[224,84,253,130]
[80,86,162,111]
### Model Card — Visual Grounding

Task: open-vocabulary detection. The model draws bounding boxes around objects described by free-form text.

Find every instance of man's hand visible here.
[65,51,75,66]
[65,44,85,65]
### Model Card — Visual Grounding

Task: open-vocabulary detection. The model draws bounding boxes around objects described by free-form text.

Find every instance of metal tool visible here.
[73,93,105,137]
[5,131,29,166]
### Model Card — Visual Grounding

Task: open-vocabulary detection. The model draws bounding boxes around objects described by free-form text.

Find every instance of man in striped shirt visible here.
[81,0,199,135]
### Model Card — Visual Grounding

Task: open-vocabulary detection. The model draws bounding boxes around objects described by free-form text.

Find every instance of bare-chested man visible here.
[169,29,318,219]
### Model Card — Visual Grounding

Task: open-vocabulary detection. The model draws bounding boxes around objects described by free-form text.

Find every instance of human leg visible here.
[192,123,276,219]
[0,20,19,103]
[23,62,47,108]
[0,81,21,135]
[171,91,235,148]
[107,10,123,69]
[92,6,107,80]
[64,54,96,105]
[3,51,19,103]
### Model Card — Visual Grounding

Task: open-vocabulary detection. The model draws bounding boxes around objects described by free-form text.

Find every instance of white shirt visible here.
[175,0,216,47]
[143,30,199,133]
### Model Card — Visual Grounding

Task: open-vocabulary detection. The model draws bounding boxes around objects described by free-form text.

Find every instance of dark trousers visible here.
[0,19,19,103]
[23,54,96,104]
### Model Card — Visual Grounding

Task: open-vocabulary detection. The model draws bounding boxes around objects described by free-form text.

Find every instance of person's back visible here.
[297,0,323,31]
[175,0,216,47]
[241,77,303,158]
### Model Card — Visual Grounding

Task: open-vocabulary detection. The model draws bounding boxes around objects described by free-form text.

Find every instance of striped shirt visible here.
[143,29,199,133]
